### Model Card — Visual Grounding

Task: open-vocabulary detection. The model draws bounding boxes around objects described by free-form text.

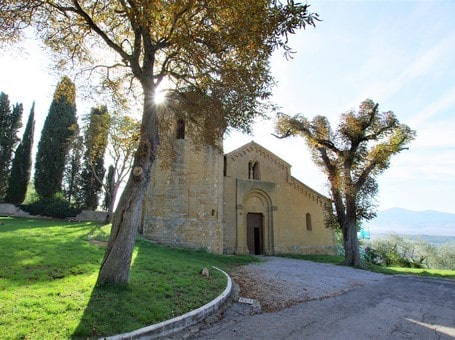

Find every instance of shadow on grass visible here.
[73,239,259,338]
[72,242,196,338]
[0,217,106,285]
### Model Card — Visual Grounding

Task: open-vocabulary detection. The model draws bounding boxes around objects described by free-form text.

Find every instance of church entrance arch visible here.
[238,189,274,255]
[247,213,263,255]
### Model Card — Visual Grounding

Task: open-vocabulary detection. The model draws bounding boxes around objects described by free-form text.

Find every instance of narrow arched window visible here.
[176,118,185,139]
[306,213,312,231]
[248,161,260,180]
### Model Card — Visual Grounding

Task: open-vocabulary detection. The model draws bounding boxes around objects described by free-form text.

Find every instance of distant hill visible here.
[365,208,455,237]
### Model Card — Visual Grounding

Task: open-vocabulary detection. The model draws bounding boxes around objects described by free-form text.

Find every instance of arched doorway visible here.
[238,189,274,255]
[247,212,263,255]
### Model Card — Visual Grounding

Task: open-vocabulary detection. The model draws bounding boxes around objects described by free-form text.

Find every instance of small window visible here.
[248,161,260,180]
[306,213,312,231]
[176,118,185,139]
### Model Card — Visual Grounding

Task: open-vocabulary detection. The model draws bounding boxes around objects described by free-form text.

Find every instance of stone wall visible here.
[0,203,30,217]
[73,210,108,223]
[141,139,224,254]
[0,203,107,223]
[223,142,337,256]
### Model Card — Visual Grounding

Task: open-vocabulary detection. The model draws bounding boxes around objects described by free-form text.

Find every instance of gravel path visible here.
[230,256,385,312]
[169,256,455,339]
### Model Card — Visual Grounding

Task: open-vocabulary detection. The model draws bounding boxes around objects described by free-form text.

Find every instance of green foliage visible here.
[276,99,416,267]
[23,181,38,204]
[21,196,82,219]
[103,165,114,211]
[80,106,110,210]
[363,234,427,268]
[431,243,455,270]
[62,131,84,207]
[34,76,77,199]
[0,217,257,338]
[5,103,35,204]
[363,234,455,270]
[0,91,22,200]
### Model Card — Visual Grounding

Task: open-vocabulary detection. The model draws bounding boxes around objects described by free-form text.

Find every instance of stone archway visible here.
[237,189,274,255]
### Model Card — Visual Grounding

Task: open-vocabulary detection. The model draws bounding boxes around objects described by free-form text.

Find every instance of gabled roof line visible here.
[225,141,329,205]
[224,141,291,170]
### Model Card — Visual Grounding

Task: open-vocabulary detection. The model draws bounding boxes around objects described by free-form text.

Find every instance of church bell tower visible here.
[141,116,224,254]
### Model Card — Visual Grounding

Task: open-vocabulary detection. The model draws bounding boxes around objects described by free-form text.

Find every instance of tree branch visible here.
[54,1,131,63]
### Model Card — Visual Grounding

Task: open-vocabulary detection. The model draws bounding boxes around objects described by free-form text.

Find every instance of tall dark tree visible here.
[0,92,22,201]
[103,165,115,213]
[2,1,319,285]
[63,126,84,207]
[276,99,416,267]
[80,105,110,210]
[5,103,35,205]
[34,76,77,199]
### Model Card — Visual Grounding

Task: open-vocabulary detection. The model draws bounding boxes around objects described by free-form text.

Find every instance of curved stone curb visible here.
[104,266,232,340]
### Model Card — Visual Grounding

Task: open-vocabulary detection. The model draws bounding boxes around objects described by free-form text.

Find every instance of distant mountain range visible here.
[365,208,455,237]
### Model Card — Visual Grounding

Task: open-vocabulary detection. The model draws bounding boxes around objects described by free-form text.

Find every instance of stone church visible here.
[140,120,336,256]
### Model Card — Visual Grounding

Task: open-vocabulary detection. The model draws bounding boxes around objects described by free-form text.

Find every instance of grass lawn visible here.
[279,254,455,279]
[366,264,455,279]
[0,217,257,338]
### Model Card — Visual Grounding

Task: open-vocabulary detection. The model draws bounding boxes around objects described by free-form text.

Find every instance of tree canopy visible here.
[276,99,416,266]
[34,76,78,199]
[0,0,320,284]
[5,103,35,205]
[80,105,110,210]
[0,92,22,201]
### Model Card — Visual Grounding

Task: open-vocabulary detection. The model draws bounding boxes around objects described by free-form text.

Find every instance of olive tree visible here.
[276,99,416,267]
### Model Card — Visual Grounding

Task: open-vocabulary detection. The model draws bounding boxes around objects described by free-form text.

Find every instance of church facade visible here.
[140,131,336,256]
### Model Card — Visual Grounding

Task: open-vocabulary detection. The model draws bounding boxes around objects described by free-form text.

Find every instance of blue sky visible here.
[226,0,455,214]
[0,1,454,214]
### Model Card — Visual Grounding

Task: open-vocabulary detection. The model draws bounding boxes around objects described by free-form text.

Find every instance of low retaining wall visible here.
[0,203,30,217]
[0,203,107,223]
[73,210,108,223]
[106,267,233,339]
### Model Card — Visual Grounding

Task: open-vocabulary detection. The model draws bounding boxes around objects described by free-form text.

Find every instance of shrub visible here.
[363,246,384,265]
[363,234,428,268]
[427,242,455,270]
[21,197,82,219]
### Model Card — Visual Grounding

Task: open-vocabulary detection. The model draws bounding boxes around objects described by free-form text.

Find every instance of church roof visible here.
[224,141,291,170]
[225,141,329,203]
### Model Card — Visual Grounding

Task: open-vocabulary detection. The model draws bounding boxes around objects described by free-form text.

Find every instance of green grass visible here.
[0,217,258,338]
[278,253,455,279]
[365,264,455,279]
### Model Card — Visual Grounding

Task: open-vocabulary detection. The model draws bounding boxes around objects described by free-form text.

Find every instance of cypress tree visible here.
[62,126,84,207]
[0,92,22,201]
[5,103,35,205]
[103,165,115,211]
[34,76,77,199]
[80,106,110,210]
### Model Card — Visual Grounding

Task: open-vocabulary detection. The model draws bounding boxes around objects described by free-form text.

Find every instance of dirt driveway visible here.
[173,257,455,339]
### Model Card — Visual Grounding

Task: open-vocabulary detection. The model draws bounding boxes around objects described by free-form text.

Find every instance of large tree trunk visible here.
[96,85,158,285]
[105,180,121,224]
[342,218,362,267]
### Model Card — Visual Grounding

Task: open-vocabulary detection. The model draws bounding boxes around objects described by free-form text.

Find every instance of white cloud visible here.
[358,34,455,104]
[412,87,455,126]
